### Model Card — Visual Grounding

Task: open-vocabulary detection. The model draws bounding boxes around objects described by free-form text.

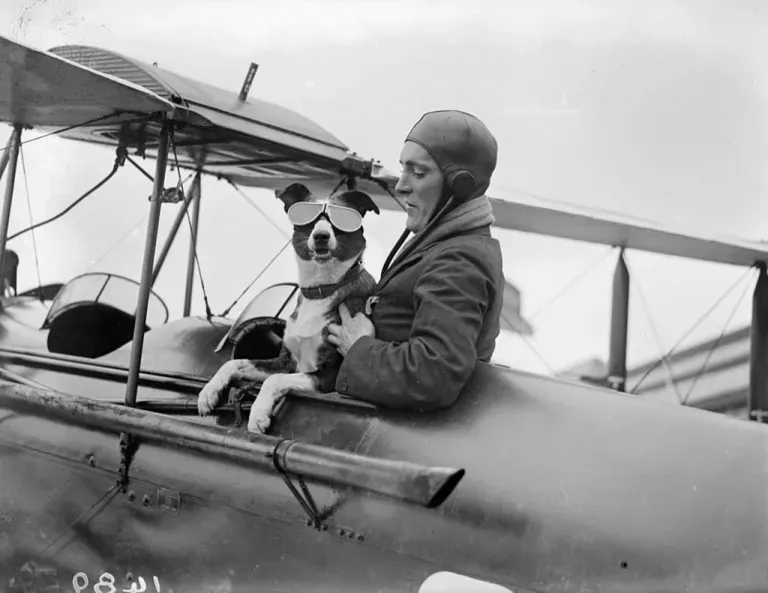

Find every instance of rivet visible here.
[305,518,313,527]
[320,524,328,532]
[125,572,134,582]
[127,491,136,501]
[142,495,151,507]
[86,454,95,467]
[346,531,354,539]
[337,528,346,537]
[356,534,364,542]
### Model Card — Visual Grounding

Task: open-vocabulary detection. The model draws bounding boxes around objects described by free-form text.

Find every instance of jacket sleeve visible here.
[334,247,493,410]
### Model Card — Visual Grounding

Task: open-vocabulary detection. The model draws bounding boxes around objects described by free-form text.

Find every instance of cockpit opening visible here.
[215,282,299,361]
[229,317,286,361]
[42,272,169,358]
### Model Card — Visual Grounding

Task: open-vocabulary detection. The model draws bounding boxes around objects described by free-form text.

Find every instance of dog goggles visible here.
[287,202,363,232]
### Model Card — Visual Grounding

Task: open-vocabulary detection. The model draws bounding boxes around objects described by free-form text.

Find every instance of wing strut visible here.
[183,171,203,317]
[151,171,199,288]
[0,126,22,296]
[119,117,172,488]
[749,263,768,422]
[607,249,630,391]
[124,117,171,408]
[0,132,14,184]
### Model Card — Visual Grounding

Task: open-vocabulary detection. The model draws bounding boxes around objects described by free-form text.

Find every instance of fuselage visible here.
[0,304,765,592]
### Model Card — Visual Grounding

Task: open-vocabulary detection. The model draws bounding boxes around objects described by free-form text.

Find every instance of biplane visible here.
[0,34,767,593]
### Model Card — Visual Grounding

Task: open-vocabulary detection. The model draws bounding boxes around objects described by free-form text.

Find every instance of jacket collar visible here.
[378,195,495,288]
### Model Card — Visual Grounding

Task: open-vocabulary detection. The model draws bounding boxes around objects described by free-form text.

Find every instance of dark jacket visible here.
[335,196,504,410]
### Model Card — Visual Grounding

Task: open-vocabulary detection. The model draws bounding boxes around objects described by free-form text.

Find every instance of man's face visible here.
[396,141,445,234]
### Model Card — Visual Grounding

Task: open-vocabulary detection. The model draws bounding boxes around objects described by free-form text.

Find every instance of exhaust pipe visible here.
[0,384,464,509]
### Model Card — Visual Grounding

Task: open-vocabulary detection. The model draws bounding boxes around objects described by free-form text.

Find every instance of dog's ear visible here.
[340,190,380,217]
[275,183,312,212]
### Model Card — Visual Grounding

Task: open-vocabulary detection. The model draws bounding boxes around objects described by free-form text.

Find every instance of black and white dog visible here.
[197,182,380,432]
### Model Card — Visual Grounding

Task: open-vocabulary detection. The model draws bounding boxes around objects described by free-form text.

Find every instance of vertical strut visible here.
[0,127,22,289]
[151,171,199,288]
[0,132,15,185]
[748,262,768,422]
[182,171,202,317]
[607,248,630,392]
[124,120,171,407]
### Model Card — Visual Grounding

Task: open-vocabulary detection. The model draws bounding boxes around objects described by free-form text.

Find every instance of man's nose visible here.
[395,174,410,195]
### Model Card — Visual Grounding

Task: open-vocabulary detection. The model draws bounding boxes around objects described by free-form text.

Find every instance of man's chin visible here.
[405,215,424,234]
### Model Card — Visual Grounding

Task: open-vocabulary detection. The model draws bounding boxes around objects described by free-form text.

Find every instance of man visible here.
[326,110,504,411]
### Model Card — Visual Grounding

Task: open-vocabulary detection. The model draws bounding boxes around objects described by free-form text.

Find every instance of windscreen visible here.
[43,273,169,329]
[215,283,299,352]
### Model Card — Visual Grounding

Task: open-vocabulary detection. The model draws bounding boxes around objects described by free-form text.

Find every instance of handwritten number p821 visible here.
[73,572,159,593]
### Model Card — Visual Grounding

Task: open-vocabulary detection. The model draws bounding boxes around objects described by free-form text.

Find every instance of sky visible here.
[2,0,768,378]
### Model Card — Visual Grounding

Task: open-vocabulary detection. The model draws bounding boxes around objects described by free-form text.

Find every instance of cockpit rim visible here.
[41,271,170,330]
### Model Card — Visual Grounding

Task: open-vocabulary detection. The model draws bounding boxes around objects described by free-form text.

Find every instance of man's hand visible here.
[327,303,375,356]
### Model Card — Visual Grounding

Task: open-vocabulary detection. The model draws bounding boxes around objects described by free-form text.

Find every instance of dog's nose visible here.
[313,231,330,244]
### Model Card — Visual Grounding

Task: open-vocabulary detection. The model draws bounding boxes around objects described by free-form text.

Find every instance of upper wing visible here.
[483,187,768,268]
[0,35,175,129]
[41,44,354,186]
[354,175,768,268]
[11,40,768,270]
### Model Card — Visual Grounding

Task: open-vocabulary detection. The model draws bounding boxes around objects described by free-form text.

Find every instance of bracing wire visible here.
[624,255,685,403]
[16,113,131,148]
[86,212,150,273]
[518,330,557,375]
[528,246,617,321]
[124,153,195,188]
[170,134,212,320]
[66,153,190,277]
[18,145,43,297]
[219,239,292,319]
[376,179,407,212]
[680,268,756,406]
[8,146,125,242]
[628,265,755,394]
[35,484,119,561]
[125,154,155,182]
[227,180,291,240]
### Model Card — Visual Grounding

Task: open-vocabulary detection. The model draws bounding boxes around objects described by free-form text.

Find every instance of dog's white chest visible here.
[284,297,332,373]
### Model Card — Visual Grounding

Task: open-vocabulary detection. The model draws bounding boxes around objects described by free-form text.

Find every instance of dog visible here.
[197,182,380,432]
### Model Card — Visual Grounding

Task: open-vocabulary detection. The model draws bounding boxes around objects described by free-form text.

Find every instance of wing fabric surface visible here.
[0,35,174,129]
[4,38,767,268]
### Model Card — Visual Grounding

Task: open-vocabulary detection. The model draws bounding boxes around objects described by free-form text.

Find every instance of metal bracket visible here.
[281,473,324,530]
[268,438,325,530]
[239,62,259,102]
[150,184,185,204]
[227,384,256,427]
[117,432,139,493]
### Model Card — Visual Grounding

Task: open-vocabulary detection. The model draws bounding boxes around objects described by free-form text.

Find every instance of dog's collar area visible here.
[300,259,364,300]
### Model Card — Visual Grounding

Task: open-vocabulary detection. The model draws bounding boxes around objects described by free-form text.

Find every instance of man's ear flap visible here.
[342,190,381,217]
[275,183,312,212]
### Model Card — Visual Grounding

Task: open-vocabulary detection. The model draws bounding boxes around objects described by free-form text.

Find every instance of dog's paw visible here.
[197,381,225,416]
[247,403,272,433]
